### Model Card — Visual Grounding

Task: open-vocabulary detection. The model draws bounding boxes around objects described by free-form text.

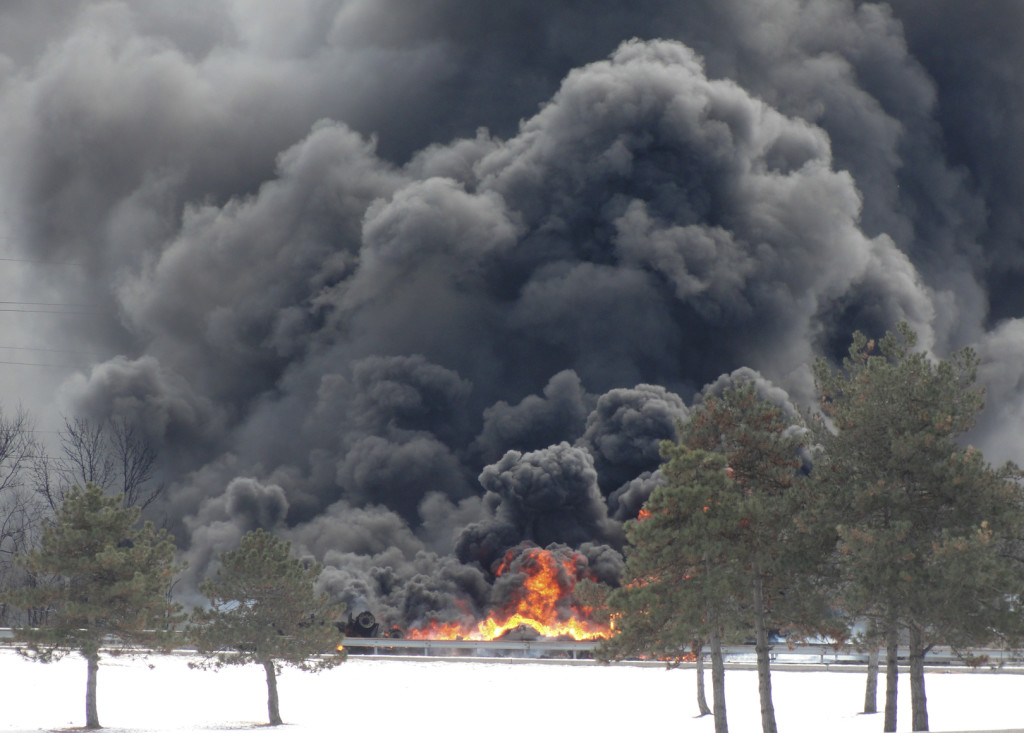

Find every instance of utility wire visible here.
[0,236,87,267]
[0,360,86,368]
[0,308,96,315]
[0,257,86,267]
[0,346,87,354]
[0,301,93,307]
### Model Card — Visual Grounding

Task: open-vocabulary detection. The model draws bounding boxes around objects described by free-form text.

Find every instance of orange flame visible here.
[407,546,610,641]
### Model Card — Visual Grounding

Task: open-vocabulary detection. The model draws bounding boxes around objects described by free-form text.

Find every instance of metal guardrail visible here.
[340,637,599,658]
[338,637,1024,668]
[3,628,1020,669]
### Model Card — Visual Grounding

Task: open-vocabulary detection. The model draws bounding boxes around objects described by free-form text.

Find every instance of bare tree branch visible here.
[58,416,116,493]
[110,417,161,509]
[49,415,164,510]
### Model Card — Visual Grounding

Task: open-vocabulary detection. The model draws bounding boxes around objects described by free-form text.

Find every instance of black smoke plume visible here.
[0,1,1021,628]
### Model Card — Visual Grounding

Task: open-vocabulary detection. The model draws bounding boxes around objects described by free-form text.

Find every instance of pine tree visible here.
[188,529,346,726]
[679,382,838,733]
[599,448,740,733]
[813,323,1024,732]
[4,483,182,730]
[600,382,838,733]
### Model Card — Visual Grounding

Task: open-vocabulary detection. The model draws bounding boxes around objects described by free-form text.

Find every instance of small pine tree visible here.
[188,529,345,726]
[5,483,183,730]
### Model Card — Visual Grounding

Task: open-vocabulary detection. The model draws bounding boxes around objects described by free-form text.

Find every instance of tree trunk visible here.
[263,659,283,726]
[710,625,729,733]
[85,651,100,730]
[694,640,712,716]
[884,625,899,733]
[909,626,929,731]
[751,573,778,733]
[864,647,879,714]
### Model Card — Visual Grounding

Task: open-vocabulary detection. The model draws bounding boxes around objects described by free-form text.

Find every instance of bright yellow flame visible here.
[407,547,610,641]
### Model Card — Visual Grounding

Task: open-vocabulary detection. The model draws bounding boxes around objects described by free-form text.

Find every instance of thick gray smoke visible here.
[0,1,1022,628]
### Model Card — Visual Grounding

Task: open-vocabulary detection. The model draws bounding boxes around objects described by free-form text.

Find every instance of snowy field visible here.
[0,649,1022,733]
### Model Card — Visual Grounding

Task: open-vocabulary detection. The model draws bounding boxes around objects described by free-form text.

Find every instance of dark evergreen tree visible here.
[679,382,839,733]
[813,323,1024,732]
[188,529,346,726]
[598,448,739,733]
[5,483,182,730]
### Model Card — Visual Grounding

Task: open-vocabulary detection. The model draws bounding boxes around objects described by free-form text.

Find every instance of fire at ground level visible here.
[340,544,612,643]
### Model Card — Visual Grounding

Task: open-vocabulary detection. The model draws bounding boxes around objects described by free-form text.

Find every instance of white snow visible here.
[0,648,1020,733]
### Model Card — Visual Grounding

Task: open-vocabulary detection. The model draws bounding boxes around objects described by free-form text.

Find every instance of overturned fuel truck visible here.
[339,611,403,640]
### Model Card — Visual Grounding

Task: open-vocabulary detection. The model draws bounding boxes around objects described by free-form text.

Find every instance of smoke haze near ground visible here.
[0,0,1021,625]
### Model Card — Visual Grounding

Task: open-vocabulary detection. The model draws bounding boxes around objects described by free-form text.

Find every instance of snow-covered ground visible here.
[0,648,1021,733]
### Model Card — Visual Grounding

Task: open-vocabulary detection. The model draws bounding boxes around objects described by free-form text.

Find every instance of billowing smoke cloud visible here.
[0,1,1021,629]
[471,369,593,467]
[576,384,688,496]
[465,442,620,565]
[180,476,289,597]
[609,471,665,523]
[700,366,802,420]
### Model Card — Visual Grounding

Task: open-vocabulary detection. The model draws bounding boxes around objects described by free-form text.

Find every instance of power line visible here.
[0,236,87,268]
[0,301,94,307]
[0,300,100,315]
[0,360,86,368]
[0,345,87,354]
[0,257,86,267]
[0,309,96,316]
[0,344,94,366]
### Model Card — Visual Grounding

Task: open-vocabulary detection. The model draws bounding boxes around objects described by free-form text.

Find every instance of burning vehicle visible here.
[337,544,613,646]
[340,610,403,640]
[406,544,611,642]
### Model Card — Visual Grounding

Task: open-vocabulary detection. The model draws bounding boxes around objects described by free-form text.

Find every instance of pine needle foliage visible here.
[679,383,837,733]
[600,448,739,660]
[188,529,345,726]
[5,483,183,729]
[600,383,838,733]
[599,448,740,733]
[813,322,1024,732]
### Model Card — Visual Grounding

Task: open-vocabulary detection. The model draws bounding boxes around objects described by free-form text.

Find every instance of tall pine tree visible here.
[602,381,838,733]
[679,381,837,733]
[813,323,1024,732]
[5,483,182,730]
[188,529,346,726]
[600,448,740,733]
